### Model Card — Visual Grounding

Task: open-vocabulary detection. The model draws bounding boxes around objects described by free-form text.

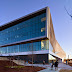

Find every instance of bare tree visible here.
[64,6,72,18]
[28,42,34,67]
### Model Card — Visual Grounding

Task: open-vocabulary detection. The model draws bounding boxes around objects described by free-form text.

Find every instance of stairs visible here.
[0,57,9,60]
[13,60,25,65]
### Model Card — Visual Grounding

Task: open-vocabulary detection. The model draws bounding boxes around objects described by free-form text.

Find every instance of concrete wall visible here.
[48,13,56,53]
[55,40,66,58]
[48,9,66,59]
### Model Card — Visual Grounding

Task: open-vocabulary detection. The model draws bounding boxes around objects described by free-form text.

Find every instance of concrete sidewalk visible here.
[38,67,61,72]
[13,61,72,72]
[58,63,72,70]
[26,63,72,72]
[38,63,72,72]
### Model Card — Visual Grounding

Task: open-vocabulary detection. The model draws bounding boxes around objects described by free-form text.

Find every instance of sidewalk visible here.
[23,63,61,72]
[38,63,72,72]
[38,66,61,72]
[13,61,72,72]
[58,63,72,70]
[38,68,61,72]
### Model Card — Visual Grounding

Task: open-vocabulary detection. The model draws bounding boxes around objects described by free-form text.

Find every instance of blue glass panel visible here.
[0,40,49,54]
[0,13,46,46]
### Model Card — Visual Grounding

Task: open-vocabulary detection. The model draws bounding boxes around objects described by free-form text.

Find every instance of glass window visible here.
[0,40,49,54]
[49,41,53,52]
[0,13,46,45]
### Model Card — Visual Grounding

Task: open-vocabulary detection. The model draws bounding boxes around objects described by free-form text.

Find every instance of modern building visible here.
[0,7,66,63]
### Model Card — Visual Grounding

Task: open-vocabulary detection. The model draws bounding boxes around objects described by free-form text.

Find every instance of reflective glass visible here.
[49,41,53,52]
[0,13,46,46]
[0,40,49,54]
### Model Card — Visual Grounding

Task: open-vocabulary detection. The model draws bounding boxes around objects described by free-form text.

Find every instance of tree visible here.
[64,6,72,18]
[28,42,34,67]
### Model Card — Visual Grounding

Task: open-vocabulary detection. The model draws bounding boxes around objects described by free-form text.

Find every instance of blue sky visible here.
[0,0,72,58]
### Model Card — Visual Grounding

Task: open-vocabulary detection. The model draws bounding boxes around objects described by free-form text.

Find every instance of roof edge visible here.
[0,7,48,31]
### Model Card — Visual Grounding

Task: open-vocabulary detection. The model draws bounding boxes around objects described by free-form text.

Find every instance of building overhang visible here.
[49,50,62,59]
[0,36,48,47]
[0,50,49,56]
[0,50,62,59]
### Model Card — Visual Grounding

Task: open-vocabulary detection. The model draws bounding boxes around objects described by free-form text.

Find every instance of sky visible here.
[0,0,72,59]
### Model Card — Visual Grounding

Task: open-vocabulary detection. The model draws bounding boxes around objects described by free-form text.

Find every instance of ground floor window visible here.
[0,40,49,54]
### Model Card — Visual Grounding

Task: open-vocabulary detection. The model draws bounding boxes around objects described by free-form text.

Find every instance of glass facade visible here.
[49,41,53,52]
[0,40,49,54]
[0,13,46,46]
[0,7,61,64]
[49,42,56,63]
